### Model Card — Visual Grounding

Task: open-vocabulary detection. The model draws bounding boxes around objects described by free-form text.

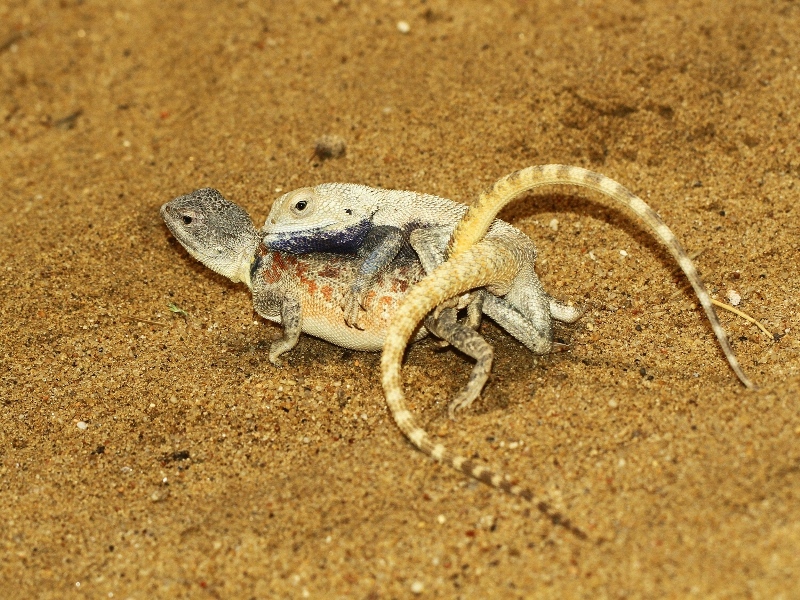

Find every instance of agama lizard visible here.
[161,188,545,408]
[261,184,583,356]
[380,164,756,503]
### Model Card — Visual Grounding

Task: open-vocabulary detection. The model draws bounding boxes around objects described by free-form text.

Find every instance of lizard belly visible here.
[253,250,428,352]
[299,266,429,351]
[301,316,386,351]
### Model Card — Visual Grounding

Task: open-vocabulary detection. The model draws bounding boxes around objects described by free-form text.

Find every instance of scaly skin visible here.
[381,164,756,508]
[161,188,507,406]
[262,183,582,344]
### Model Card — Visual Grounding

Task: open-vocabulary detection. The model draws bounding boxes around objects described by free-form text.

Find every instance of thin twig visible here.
[711,299,774,340]
[125,316,168,327]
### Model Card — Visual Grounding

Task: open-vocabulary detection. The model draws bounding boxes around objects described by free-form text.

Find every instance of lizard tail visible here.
[448,164,755,390]
[380,242,586,537]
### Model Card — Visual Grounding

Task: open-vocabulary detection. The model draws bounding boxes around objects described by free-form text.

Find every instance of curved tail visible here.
[380,241,585,536]
[449,164,754,389]
[380,165,752,534]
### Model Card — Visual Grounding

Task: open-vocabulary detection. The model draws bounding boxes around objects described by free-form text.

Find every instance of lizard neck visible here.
[234,234,261,289]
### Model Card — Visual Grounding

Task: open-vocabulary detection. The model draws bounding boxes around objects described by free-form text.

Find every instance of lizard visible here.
[379,164,756,506]
[162,188,590,536]
[161,187,558,409]
[261,183,583,354]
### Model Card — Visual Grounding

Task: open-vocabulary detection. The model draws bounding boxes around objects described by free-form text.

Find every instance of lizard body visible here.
[380,164,755,503]
[161,189,430,358]
[262,184,582,347]
[161,188,538,406]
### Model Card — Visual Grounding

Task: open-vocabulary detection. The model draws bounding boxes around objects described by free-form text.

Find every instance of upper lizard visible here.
[261,183,583,347]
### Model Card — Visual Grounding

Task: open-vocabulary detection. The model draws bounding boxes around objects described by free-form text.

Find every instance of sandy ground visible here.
[2,0,799,598]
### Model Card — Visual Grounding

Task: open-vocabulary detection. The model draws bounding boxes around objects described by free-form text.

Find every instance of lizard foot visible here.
[549,297,585,324]
[448,387,481,419]
[269,340,294,366]
[341,287,372,329]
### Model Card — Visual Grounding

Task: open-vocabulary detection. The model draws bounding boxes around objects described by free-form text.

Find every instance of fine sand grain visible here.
[1,1,799,598]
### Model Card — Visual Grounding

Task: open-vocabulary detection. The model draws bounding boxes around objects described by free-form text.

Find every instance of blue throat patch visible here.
[264,218,372,255]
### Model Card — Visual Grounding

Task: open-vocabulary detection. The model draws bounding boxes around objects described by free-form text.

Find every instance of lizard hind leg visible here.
[481,293,552,354]
[424,307,493,418]
[501,265,554,355]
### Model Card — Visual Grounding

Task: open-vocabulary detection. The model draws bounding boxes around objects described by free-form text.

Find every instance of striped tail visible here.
[449,164,755,389]
[380,241,586,538]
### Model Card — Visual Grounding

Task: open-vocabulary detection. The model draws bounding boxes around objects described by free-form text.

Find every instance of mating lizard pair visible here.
[162,165,754,514]
[161,186,580,413]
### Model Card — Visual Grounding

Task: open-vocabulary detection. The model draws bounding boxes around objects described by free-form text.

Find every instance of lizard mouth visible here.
[262,219,338,236]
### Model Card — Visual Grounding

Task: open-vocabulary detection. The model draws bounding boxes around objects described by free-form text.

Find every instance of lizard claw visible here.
[341,287,368,329]
[447,387,480,419]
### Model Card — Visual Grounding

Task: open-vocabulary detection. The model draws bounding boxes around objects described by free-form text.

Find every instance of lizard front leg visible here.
[269,294,303,366]
[344,226,405,329]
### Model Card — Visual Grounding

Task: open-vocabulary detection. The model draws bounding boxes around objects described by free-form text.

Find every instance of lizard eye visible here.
[287,189,315,217]
[182,215,193,225]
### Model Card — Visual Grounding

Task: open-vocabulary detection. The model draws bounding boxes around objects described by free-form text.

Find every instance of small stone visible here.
[76,421,88,430]
[437,514,446,524]
[397,21,411,34]
[549,218,559,231]
[608,399,618,408]
[727,289,741,306]
[410,581,424,594]
[313,135,346,160]
[619,249,628,257]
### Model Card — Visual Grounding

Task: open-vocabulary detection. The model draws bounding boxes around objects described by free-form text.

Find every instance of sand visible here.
[1,0,799,598]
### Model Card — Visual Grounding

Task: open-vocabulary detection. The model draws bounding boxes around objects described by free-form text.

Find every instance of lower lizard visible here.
[162,188,550,405]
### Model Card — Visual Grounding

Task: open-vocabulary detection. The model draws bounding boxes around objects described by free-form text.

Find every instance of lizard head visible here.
[262,184,374,254]
[161,188,260,286]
